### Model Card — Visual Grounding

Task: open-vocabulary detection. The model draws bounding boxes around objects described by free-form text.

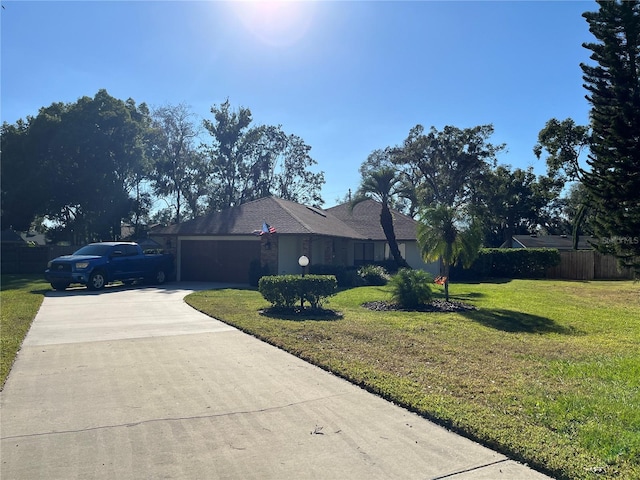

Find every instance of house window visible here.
[354,242,374,266]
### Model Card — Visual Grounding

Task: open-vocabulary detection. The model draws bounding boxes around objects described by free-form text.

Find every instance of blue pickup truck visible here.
[45,242,174,291]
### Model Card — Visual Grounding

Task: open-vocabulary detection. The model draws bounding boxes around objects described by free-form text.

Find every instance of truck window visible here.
[73,245,112,256]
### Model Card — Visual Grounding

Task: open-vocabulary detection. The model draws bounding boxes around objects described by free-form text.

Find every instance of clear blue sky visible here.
[1,1,595,207]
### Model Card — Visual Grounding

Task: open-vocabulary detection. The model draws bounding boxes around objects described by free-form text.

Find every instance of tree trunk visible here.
[380,204,411,269]
[572,203,587,250]
[442,261,453,301]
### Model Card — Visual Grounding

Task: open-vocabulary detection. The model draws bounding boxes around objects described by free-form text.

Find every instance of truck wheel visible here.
[153,269,166,285]
[88,271,106,290]
[51,282,69,291]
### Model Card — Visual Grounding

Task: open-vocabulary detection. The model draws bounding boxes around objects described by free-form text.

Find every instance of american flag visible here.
[262,222,277,235]
[253,222,277,236]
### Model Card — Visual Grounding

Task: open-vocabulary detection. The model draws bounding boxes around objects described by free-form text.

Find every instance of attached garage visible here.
[180,239,261,283]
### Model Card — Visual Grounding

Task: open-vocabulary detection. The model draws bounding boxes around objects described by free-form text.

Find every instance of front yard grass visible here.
[186,279,640,480]
[1,275,48,389]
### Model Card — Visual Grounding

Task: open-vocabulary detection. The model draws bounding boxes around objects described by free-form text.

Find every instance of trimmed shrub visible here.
[450,248,561,280]
[258,274,337,309]
[371,259,401,274]
[301,275,338,308]
[258,275,300,308]
[309,264,353,288]
[357,264,390,286]
[388,269,433,309]
[481,248,561,278]
[342,269,365,288]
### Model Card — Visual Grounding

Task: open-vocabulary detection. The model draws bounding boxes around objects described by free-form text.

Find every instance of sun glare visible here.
[231,1,316,48]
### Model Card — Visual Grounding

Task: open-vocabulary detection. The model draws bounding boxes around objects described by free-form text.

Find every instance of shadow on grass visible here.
[453,277,514,285]
[462,308,579,334]
[445,291,486,300]
[259,307,343,322]
[1,274,47,292]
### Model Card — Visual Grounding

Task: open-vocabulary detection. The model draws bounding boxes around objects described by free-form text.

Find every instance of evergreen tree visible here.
[581,0,640,276]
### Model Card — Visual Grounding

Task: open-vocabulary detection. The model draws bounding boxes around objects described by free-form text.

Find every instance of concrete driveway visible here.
[1,283,552,479]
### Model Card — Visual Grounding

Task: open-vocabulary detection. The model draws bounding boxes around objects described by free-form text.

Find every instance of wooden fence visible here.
[1,245,77,274]
[546,250,634,280]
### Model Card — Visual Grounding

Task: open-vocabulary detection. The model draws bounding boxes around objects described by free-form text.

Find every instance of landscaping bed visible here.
[362,299,477,312]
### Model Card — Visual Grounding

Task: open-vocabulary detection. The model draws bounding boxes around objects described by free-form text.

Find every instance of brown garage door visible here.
[180,240,261,283]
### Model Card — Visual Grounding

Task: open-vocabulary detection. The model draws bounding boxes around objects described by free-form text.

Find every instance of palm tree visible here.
[353,166,411,269]
[417,204,482,301]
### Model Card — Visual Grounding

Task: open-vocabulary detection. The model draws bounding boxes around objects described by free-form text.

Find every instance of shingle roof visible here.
[326,199,418,241]
[153,196,367,239]
[1,229,26,244]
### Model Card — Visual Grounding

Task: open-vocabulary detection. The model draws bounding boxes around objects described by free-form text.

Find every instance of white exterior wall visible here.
[277,236,304,275]
[404,242,440,275]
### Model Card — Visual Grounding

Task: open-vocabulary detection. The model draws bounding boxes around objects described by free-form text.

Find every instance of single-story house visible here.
[150,196,438,283]
[508,234,594,250]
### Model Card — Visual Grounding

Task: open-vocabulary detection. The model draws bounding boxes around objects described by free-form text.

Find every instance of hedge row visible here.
[258,274,338,309]
[309,262,399,288]
[451,248,561,280]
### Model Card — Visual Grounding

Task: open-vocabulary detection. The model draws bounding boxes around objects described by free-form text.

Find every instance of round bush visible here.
[388,269,433,308]
[358,264,390,286]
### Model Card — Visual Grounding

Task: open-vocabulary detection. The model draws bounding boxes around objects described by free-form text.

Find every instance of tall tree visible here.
[203,100,324,210]
[353,165,411,269]
[581,0,640,275]
[392,124,504,208]
[49,90,147,242]
[359,148,418,216]
[417,205,482,301]
[1,119,44,231]
[203,101,254,210]
[533,118,591,185]
[533,117,592,249]
[125,100,155,237]
[564,182,597,241]
[390,124,502,279]
[1,90,150,243]
[272,132,325,206]
[470,165,563,246]
[150,103,207,223]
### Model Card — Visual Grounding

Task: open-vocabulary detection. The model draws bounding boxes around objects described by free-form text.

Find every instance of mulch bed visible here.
[260,307,343,320]
[362,299,477,312]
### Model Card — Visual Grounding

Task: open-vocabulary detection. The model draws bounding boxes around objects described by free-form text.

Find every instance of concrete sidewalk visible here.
[1,283,553,479]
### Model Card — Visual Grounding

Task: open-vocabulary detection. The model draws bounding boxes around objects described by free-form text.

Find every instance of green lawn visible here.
[186,279,640,480]
[1,275,48,389]
[2,275,637,478]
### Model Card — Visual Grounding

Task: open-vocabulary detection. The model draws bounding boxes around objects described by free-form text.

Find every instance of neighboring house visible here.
[508,234,594,250]
[20,231,47,246]
[1,229,47,246]
[1,229,27,245]
[150,196,438,283]
[508,234,633,280]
